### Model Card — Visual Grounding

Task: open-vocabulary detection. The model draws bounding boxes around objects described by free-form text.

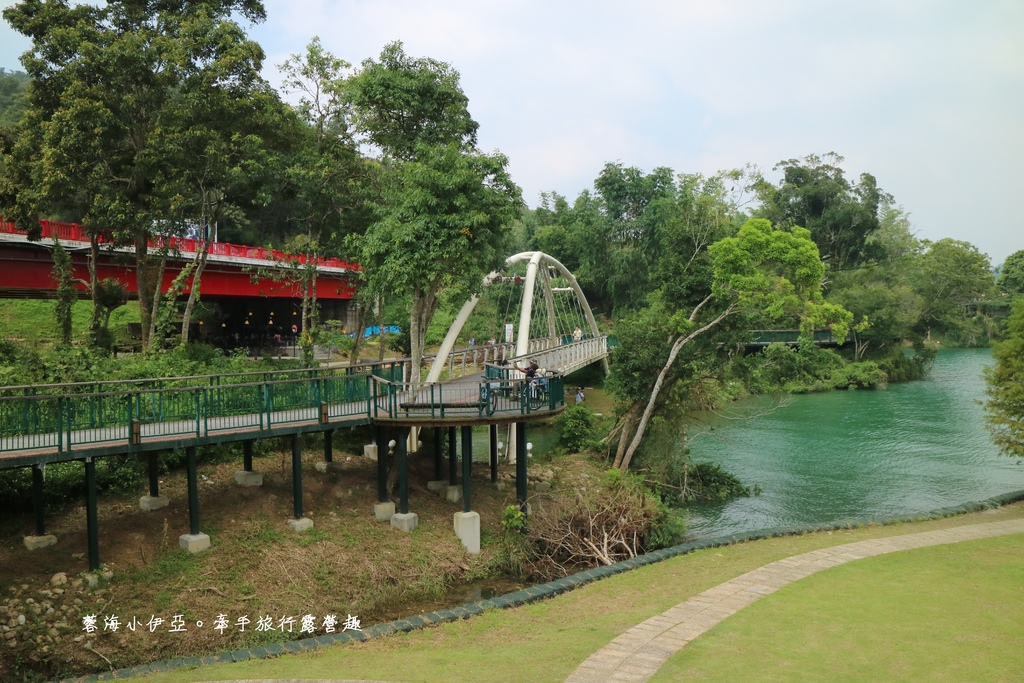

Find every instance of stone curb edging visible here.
[56,489,1024,683]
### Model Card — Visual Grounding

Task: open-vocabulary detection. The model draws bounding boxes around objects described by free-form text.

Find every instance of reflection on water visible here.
[684,349,1024,539]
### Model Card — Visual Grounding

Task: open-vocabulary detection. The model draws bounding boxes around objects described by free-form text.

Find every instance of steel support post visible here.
[148,452,160,497]
[461,425,472,512]
[448,426,457,484]
[85,458,100,571]
[32,464,45,536]
[186,447,200,535]
[433,428,443,480]
[291,435,304,519]
[489,424,498,483]
[376,428,388,503]
[398,427,410,515]
[324,429,333,463]
[243,440,253,472]
[516,422,528,510]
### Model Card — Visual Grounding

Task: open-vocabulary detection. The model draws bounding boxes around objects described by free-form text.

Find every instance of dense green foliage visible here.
[0,11,1011,511]
[997,249,1024,299]
[755,152,889,271]
[0,68,29,128]
[985,298,1024,458]
[346,42,523,376]
[556,404,597,452]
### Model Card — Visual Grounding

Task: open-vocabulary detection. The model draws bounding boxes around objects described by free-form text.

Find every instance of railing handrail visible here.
[0,361,393,395]
[0,371,373,403]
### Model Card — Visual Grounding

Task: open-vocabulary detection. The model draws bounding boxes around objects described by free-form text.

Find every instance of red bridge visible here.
[0,218,360,335]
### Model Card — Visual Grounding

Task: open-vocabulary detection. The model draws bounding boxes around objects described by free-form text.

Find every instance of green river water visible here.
[684,348,1024,539]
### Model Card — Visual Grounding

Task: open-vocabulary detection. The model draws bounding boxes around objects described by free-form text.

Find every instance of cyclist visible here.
[513,360,542,399]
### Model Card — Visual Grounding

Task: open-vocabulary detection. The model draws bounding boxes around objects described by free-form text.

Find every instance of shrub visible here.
[555,404,596,452]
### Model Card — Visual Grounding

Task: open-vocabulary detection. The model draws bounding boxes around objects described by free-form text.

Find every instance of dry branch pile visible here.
[526,480,660,577]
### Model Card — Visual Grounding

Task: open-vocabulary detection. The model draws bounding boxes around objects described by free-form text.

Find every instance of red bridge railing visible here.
[0,217,359,271]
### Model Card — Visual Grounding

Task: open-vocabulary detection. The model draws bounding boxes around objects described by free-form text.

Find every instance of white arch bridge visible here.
[427,250,609,383]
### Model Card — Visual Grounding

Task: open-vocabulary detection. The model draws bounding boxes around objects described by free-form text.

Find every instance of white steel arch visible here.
[425,251,604,384]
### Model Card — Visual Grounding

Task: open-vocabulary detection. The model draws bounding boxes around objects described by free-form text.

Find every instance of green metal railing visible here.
[371,374,565,420]
[0,372,373,455]
[0,360,403,401]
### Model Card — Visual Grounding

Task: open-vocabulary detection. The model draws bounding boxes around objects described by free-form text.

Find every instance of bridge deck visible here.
[0,374,573,470]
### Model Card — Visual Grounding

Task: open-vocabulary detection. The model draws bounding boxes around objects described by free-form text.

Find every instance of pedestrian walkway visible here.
[563,518,1024,683]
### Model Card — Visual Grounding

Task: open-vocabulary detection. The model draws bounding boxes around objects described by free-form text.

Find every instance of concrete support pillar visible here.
[180,446,210,552]
[516,422,528,512]
[324,429,333,463]
[454,511,480,554]
[85,458,100,571]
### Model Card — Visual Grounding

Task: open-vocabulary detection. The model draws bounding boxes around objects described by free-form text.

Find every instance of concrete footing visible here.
[314,462,344,474]
[364,443,378,461]
[445,485,462,504]
[453,511,481,554]
[23,535,57,551]
[427,480,447,494]
[233,470,263,487]
[373,501,396,521]
[139,495,169,511]
[287,517,314,532]
[390,512,419,532]
[179,533,211,553]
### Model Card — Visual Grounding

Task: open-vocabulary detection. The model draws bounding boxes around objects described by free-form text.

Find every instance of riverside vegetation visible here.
[2,4,1024,677]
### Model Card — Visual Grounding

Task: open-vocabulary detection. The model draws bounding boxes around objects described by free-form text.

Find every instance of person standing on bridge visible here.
[514,359,539,380]
[573,326,583,342]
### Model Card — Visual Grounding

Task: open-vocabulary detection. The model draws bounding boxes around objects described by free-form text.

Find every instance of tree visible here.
[51,238,76,346]
[828,204,924,359]
[276,38,372,355]
[0,69,30,128]
[357,142,522,378]
[347,43,520,378]
[985,297,1024,458]
[346,41,478,159]
[913,238,994,343]
[997,249,1024,299]
[613,218,852,471]
[756,153,892,271]
[2,0,272,350]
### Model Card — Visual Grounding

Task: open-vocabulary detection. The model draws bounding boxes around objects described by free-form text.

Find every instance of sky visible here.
[1,0,1022,264]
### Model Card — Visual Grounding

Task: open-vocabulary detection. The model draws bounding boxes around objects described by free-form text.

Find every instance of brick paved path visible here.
[564,518,1024,683]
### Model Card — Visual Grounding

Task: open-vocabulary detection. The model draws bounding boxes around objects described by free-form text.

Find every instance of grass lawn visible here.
[653,534,1024,683]
[126,504,1024,683]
